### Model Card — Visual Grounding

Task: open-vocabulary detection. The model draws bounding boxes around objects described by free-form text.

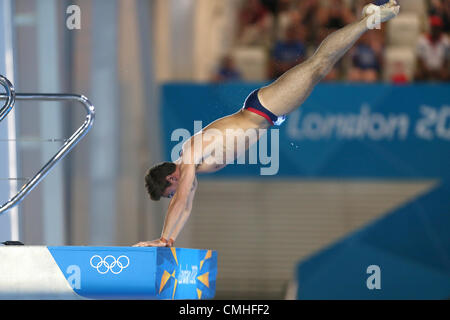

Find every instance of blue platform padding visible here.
[295,182,450,299]
[47,246,217,299]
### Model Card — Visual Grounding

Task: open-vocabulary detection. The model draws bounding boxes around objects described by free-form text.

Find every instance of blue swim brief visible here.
[242,89,286,126]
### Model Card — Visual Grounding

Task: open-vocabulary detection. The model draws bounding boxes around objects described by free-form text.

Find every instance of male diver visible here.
[134,1,400,247]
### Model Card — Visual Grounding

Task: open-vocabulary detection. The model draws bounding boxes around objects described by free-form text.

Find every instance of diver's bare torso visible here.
[175,109,271,174]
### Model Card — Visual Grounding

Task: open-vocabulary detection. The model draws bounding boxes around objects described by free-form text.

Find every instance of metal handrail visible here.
[0,77,95,215]
[0,75,15,122]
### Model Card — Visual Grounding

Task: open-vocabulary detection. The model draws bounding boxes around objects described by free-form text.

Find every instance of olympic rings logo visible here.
[89,255,130,275]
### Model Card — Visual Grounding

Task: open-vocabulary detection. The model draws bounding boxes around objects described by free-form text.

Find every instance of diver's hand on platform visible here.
[132,237,175,247]
[132,238,167,247]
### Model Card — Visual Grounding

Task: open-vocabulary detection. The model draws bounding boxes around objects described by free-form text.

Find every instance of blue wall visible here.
[161,83,450,179]
[296,181,450,299]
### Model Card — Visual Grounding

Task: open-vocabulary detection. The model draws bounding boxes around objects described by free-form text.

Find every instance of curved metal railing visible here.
[0,75,16,122]
[0,75,95,215]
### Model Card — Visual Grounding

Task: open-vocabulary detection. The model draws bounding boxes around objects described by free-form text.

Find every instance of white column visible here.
[36,0,65,245]
[0,0,19,242]
[89,0,119,245]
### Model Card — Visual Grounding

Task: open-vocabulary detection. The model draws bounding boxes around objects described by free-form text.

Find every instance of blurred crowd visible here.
[213,0,450,83]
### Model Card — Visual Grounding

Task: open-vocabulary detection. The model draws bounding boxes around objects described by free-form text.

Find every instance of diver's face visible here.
[163,175,179,199]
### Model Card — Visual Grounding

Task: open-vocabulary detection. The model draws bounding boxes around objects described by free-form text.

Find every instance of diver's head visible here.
[144,162,180,200]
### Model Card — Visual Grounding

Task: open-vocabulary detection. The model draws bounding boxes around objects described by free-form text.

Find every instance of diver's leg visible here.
[258,0,400,116]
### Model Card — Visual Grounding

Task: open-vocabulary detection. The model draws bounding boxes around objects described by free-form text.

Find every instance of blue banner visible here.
[161,83,450,179]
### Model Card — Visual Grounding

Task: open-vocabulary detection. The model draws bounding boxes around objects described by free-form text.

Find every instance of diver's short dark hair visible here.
[144,162,176,201]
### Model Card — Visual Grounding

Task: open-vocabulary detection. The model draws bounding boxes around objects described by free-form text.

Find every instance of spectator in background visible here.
[296,0,322,47]
[275,0,320,46]
[275,0,300,42]
[390,61,409,84]
[428,0,450,33]
[317,0,354,44]
[269,23,306,79]
[236,0,274,47]
[212,55,242,82]
[415,16,450,81]
[347,32,382,82]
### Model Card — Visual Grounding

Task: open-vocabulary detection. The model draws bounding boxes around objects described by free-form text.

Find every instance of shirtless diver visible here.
[134,1,400,247]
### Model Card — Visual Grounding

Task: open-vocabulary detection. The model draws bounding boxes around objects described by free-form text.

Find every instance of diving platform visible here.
[0,246,217,300]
